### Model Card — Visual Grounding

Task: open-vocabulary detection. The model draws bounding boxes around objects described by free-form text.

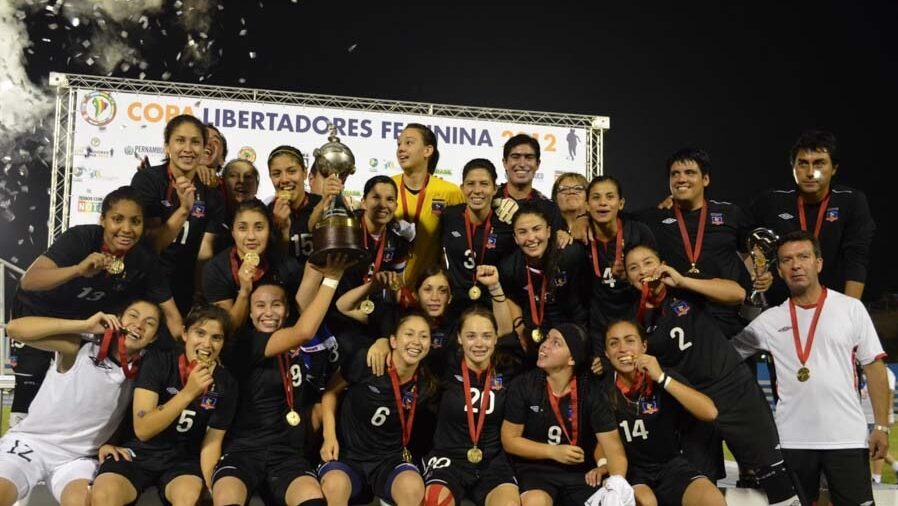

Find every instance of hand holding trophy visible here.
[740,227,779,321]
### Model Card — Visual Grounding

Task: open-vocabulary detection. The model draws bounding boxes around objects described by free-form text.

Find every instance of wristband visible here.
[657,372,667,385]
[875,424,890,434]
[661,372,672,390]
[322,277,339,289]
[595,457,608,468]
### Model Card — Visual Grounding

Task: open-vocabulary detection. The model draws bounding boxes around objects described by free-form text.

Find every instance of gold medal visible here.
[277,190,292,201]
[360,299,375,315]
[106,257,124,275]
[243,251,260,267]
[286,410,301,426]
[797,367,810,382]
[390,277,402,291]
[467,446,483,464]
[468,285,482,301]
[531,328,543,343]
[687,263,700,274]
[401,447,412,463]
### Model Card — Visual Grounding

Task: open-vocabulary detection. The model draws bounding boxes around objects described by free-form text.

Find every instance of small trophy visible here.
[739,228,779,321]
[308,125,370,266]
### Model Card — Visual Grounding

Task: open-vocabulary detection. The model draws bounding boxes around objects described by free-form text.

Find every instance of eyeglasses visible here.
[507,153,537,162]
[557,185,585,194]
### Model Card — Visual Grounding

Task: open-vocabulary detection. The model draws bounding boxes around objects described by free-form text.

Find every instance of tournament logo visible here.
[710,212,724,226]
[368,158,379,172]
[825,208,839,222]
[238,146,257,163]
[671,300,691,317]
[80,91,117,126]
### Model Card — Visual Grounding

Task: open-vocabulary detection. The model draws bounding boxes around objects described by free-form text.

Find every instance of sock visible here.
[872,474,882,484]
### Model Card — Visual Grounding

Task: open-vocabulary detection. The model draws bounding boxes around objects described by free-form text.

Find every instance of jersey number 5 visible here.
[176,409,197,433]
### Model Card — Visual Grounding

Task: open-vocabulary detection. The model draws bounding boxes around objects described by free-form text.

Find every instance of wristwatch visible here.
[874,424,891,434]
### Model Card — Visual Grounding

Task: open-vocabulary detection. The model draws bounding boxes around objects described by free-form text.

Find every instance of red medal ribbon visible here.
[464,208,494,286]
[788,287,828,367]
[546,376,579,445]
[388,355,418,451]
[400,174,429,224]
[461,360,492,449]
[636,282,667,326]
[673,200,707,271]
[229,247,268,285]
[615,371,654,399]
[797,193,831,239]
[361,218,388,282]
[97,328,141,379]
[590,218,623,278]
[525,267,548,330]
[277,352,297,417]
[100,242,128,260]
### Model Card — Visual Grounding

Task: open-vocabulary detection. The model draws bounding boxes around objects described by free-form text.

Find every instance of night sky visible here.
[4,0,897,304]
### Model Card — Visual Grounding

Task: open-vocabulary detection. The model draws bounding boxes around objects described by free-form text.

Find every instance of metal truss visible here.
[48,72,610,241]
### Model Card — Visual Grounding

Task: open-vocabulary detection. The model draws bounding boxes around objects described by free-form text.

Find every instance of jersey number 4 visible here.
[618,419,649,442]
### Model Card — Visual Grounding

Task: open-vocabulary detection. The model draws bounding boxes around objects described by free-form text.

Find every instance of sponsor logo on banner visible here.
[238,146,257,162]
[77,195,104,213]
[76,146,115,159]
[124,145,165,157]
[80,91,117,126]
[127,101,195,123]
[73,166,105,180]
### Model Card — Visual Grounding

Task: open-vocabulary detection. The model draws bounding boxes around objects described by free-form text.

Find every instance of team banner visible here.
[70,89,590,226]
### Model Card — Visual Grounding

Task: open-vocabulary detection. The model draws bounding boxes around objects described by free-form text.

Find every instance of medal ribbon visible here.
[388,355,418,451]
[400,174,429,224]
[461,360,492,449]
[673,200,707,271]
[464,208,494,286]
[546,376,579,445]
[590,218,623,278]
[97,328,141,379]
[229,247,268,285]
[636,282,667,326]
[525,267,548,329]
[361,218,387,282]
[178,353,211,395]
[797,193,831,239]
[788,287,828,368]
[277,352,297,417]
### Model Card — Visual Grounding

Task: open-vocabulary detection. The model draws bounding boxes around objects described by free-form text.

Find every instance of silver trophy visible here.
[740,227,779,321]
[308,125,369,266]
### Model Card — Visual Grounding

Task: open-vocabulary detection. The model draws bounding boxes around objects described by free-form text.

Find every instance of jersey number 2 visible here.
[670,327,693,351]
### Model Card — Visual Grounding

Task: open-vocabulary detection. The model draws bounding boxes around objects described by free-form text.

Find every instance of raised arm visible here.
[655,263,745,305]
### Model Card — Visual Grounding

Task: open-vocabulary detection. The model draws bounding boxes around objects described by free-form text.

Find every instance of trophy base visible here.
[308,246,369,267]
[309,214,369,267]
[739,304,765,322]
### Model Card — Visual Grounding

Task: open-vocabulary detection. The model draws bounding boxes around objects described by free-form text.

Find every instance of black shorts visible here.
[781,448,873,505]
[318,454,419,504]
[97,448,202,497]
[627,456,705,506]
[515,461,597,506]
[422,451,517,505]
[212,445,316,505]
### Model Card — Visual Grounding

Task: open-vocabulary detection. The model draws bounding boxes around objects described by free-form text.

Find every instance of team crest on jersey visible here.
[190,200,206,219]
[431,199,446,215]
[778,212,794,220]
[486,233,498,249]
[825,208,839,222]
[639,397,659,415]
[554,271,568,287]
[710,212,724,225]
[200,391,218,410]
[662,218,677,225]
[491,373,504,391]
[671,300,691,317]
[384,246,395,263]
[402,386,417,409]
[432,331,445,349]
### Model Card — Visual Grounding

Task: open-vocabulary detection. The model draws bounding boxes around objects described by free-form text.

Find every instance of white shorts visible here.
[0,434,97,502]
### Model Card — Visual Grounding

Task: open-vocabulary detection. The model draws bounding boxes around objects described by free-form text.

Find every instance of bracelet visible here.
[322,277,339,289]
[875,424,891,434]
[491,295,507,303]
[595,457,608,468]
[658,372,672,390]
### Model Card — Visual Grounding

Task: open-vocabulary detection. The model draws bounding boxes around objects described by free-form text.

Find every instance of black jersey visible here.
[431,354,516,461]
[15,225,171,319]
[268,193,322,270]
[637,291,744,391]
[503,369,616,471]
[425,318,459,378]
[496,183,565,231]
[499,244,589,335]
[297,323,340,398]
[605,371,687,467]
[131,164,225,312]
[222,328,310,449]
[587,219,656,339]
[637,200,752,336]
[341,210,412,296]
[748,184,875,305]
[124,348,238,454]
[202,247,302,304]
[336,349,432,461]
[441,204,515,302]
